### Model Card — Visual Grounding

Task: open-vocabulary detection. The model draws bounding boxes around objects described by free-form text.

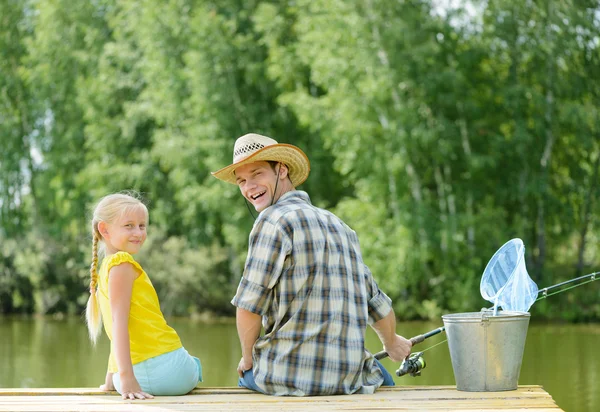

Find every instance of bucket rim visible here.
[441,311,531,322]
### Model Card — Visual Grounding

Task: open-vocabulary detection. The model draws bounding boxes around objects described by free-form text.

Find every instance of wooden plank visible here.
[0,402,564,412]
[0,385,549,396]
[0,386,563,412]
[0,403,564,412]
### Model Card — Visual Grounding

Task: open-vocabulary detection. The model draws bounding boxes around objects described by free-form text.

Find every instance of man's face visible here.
[235,161,280,213]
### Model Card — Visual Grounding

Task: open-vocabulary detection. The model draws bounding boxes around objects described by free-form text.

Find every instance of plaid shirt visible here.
[232,190,393,396]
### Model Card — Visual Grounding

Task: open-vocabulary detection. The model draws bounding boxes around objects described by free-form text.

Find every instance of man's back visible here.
[232,190,393,396]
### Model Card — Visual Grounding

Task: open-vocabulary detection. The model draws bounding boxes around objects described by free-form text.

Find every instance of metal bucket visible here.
[441,311,530,391]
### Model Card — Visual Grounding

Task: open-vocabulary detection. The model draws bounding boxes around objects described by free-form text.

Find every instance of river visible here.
[0,317,597,411]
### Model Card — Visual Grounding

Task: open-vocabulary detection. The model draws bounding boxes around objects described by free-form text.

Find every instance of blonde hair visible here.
[85,191,148,344]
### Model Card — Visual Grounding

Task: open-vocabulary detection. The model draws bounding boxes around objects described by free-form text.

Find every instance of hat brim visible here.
[211,144,310,186]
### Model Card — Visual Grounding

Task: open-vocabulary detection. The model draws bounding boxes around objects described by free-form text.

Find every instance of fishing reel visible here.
[373,327,442,377]
[396,352,426,377]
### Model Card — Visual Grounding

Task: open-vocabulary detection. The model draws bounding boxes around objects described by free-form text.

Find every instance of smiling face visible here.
[235,161,292,212]
[98,205,148,255]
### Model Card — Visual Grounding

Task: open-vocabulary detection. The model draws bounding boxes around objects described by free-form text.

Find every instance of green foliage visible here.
[139,229,233,316]
[1,0,599,320]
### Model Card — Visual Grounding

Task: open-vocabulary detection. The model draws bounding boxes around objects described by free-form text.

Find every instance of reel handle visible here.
[373,327,445,360]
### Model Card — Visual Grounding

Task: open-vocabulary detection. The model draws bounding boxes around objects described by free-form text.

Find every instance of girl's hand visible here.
[119,373,153,400]
[100,371,115,391]
[99,382,115,391]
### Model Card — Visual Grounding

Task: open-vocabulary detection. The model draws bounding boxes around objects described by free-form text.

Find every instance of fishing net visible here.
[480,238,539,313]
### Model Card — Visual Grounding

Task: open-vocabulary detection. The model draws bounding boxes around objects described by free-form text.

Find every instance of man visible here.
[212,133,412,396]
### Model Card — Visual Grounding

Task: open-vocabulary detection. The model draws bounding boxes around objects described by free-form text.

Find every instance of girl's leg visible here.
[114,348,202,396]
[148,347,201,395]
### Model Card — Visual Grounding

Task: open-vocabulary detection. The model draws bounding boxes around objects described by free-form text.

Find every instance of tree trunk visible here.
[535,1,556,280]
[434,166,448,255]
[457,106,475,254]
[576,152,600,274]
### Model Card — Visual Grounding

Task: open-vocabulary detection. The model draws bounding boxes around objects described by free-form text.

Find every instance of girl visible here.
[85,192,202,400]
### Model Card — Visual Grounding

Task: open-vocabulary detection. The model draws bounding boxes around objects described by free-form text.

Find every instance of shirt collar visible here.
[277,190,311,205]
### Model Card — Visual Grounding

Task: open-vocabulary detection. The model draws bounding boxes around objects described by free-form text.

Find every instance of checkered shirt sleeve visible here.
[363,262,393,324]
[231,218,292,315]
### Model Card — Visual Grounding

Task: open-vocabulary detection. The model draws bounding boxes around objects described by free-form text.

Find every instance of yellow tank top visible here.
[97,251,182,373]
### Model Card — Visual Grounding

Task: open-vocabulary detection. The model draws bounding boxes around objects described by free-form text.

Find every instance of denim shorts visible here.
[239,358,394,393]
[113,347,202,396]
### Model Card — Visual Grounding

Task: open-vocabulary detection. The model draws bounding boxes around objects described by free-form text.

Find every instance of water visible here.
[0,317,598,412]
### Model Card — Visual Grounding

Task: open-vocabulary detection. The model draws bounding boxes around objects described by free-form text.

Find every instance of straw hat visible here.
[212,133,310,186]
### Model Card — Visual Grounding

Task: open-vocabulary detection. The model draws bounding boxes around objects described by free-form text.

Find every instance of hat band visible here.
[233,142,266,161]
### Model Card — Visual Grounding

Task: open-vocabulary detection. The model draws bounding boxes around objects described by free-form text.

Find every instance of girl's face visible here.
[99,206,148,255]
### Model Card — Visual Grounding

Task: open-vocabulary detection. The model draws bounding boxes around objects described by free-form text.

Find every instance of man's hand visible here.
[237,357,253,378]
[383,334,412,363]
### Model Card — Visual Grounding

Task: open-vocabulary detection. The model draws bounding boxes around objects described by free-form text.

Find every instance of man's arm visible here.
[232,218,291,377]
[371,309,412,362]
[236,307,262,377]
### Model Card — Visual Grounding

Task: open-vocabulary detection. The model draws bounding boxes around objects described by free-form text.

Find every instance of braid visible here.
[85,230,103,344]
[90,234,99,293]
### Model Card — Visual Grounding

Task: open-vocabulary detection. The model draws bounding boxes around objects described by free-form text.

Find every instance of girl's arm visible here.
[108,263,153,400]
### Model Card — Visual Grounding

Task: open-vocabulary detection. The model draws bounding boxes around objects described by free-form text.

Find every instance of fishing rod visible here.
[373,271,599,377]
[535,271,598,300]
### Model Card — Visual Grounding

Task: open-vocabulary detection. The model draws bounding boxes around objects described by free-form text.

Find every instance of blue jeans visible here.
[238,359,395,393]
[376,359,396,386]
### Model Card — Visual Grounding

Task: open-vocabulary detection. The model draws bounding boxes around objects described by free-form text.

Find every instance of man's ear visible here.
[278,163,289,179]
[97,221,109,239]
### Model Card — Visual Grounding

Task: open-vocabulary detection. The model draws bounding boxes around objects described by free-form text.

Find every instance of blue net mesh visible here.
[480,239,539,313]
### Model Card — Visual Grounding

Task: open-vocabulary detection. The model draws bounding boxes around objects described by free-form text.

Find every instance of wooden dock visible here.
[0,386,563,411]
